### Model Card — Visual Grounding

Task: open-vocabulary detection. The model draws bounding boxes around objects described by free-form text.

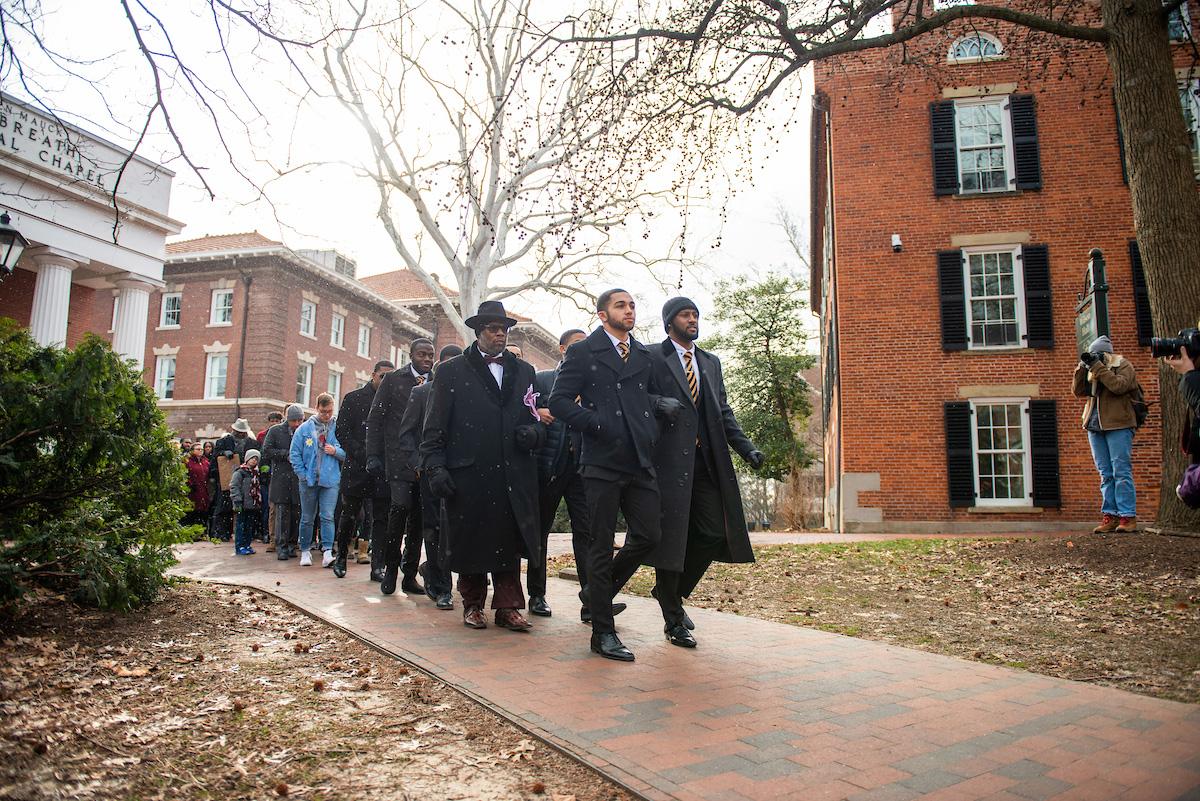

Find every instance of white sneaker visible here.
[299,551,312,567]
[322,549,335,568]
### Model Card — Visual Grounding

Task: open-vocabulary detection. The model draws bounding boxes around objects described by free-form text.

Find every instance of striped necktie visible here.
[617,341,629,362]
[415,374,426,386]
[684,351,699,405]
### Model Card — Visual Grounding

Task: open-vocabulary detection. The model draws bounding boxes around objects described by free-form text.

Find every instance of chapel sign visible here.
[0,95,115,193]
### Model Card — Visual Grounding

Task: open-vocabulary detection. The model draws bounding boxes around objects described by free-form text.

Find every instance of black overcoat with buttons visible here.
[419,347,544,574]
[548,327,662,475]
[337,382,388,498]
[645,338,756,571]
[366,368,423,484]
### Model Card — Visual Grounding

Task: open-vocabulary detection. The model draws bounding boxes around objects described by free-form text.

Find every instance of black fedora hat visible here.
[464,300,518,330]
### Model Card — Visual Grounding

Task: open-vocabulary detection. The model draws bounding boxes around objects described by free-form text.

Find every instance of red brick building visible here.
[812,4,1198,532]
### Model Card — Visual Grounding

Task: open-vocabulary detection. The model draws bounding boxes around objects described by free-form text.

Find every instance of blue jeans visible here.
[1087,428,1136,517]
[234,510,259,551]
[299,483,338,552]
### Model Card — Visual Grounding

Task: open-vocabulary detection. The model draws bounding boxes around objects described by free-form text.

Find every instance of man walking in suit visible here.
[529,328,590,620]
[549,289,683,661]
[420,302,546,631]
[366,339,435,595]
[331,359,395,578]
[647,298,764,647]
[395,343,462,610]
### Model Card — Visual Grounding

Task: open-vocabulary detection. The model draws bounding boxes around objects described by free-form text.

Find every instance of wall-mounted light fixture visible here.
[891,234,902,253]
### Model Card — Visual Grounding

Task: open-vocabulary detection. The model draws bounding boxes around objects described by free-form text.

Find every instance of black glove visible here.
[366,456,385,478]
[426,467,456,499]
[655,396,685,424]
[514,424,544,451]
[222,450,235,459]
[746,450,765,471]
[1080,350,1099,367]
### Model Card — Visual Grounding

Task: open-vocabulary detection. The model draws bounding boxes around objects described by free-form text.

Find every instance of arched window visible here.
[948,33,1004,63]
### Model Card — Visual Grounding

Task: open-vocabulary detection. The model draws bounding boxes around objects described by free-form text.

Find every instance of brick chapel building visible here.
[812,2,1198,532]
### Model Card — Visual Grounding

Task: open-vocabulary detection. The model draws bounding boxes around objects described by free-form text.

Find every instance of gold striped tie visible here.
[416,375,426,386]
[617,341,629,362]
[684,351,698,405]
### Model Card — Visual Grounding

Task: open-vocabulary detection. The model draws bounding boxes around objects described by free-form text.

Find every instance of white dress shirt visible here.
[603,327,630,357]
[673,339,701,393]
[410,365,429,385]
[477,345,503,387]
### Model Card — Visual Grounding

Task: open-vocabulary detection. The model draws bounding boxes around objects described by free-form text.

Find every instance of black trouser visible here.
[655,452,726,629]
[530,467,590,599]
[384,480,423,575]
[420,477,453,596]
[273,501,300,553]
[583,470,661,635]
[335,493,390,561]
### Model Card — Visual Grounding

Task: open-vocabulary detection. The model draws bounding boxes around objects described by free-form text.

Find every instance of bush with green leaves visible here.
[0,318,191,614]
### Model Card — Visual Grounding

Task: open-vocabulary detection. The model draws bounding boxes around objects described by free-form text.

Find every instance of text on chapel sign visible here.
[0,100,114,192]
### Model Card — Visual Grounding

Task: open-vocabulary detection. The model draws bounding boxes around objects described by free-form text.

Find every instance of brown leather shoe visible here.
[495,608,532,631]
[463,606,487,629]
[1116,516,1138,533]
[1092,514,1119,534]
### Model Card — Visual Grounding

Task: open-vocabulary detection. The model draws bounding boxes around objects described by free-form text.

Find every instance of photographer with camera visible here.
[1073,335,1140,533]
[1158,327,1200,507]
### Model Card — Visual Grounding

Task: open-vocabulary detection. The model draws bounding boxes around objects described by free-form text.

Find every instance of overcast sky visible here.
[11,0,817,343]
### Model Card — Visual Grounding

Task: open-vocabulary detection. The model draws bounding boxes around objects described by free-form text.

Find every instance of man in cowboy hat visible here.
[420,300,546,631]
[213,418,259,541]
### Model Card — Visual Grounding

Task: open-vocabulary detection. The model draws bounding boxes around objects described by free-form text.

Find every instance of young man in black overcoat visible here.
[420,302,546,631]
[646,298,764,647]
[548,289,684,661]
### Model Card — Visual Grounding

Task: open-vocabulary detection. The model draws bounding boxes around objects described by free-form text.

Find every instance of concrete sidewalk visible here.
[173,542,1199,801]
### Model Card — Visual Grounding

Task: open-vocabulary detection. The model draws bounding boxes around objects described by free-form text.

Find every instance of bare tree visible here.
[319,0,685,341]
[568,0,1199,529]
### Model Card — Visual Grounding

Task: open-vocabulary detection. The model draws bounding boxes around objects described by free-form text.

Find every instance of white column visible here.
[28,249,81,348]
[112,278,153,371]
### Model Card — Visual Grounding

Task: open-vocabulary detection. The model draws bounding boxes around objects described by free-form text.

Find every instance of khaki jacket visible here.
[1072,354,1137,431]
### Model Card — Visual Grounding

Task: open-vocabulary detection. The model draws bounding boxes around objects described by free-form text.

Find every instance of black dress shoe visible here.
[418,564,438,601]
[590,632,634,662]
[435,593,454,610]
[529,596,552,617]
[380,565,398,595]
[580,606,591,624]
[332,551,347,579]
[400,575,425,595]
[369,567,384,583]
[682,610,695,631]
[665,624,697,648]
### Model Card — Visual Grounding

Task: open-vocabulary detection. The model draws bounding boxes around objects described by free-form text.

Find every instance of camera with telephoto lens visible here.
[1150,328,1200,360]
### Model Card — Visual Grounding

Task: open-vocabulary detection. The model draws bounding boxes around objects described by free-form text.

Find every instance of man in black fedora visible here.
[647,297,763,648]
[549,289,684,661]
[420,301,546,631]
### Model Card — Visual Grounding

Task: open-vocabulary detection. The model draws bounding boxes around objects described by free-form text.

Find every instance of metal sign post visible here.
[1075,248,1111,354]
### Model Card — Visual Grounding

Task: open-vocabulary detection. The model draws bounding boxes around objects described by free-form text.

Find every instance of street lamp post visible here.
[0,211,29,281]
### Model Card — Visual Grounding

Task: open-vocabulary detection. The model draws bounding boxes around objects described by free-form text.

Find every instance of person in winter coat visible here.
[230,449,263,555]
[289,393,345,568]
[184,443,211,530]
[1073,335,1140,534]
[263,405,304,560]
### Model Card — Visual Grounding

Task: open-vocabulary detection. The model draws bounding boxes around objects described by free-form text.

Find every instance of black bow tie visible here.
[483,355,505,365]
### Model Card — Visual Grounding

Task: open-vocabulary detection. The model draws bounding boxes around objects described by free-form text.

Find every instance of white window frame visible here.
[969,398,1033,508]
[357,324,371,358]
[154,354,176,400]
[300,299,317,338]
[204,353,228,399]
[933,0,972,7]
[1182,79,1199,179]
[1167,0,1191,41]
[327,370,342,401]
[210,289,234,326]
[947,32,1005,64]
[296,362,313,406]
[961,245,1027,350]
[953,96,1016,194]
[330,313,345,349]
[159,292,181,329]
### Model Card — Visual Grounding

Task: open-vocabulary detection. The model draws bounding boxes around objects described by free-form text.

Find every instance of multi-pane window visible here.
[955,99,1014,193]
[357,324,371,358]
[205,353,228,399]
[296,362,313,406]
[331,313,345,348]
[1182,80,1199,177]
[948,33,1003,63]
[154,355,176,400]
[300,300,317,337]
[1167,0,1191,40]
[327,370,342,401]
[971,400,1032,506]
[210,289,234,325]
[963,247,1025,348]
[160,292,181,328]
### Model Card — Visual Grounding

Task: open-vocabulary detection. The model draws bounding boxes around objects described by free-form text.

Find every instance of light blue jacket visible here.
[289,416,346,488]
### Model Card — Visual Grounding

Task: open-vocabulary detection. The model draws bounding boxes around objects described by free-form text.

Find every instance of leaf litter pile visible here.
[554,533,1200,702]
[0,582,628,801]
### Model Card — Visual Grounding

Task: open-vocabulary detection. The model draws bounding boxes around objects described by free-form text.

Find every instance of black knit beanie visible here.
[662,296,699,332]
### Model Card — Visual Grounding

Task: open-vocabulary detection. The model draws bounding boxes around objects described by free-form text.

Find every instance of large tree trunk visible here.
[1105,0,1200,531]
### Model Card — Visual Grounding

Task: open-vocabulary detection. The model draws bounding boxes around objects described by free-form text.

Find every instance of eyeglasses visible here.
[481,323,509,334]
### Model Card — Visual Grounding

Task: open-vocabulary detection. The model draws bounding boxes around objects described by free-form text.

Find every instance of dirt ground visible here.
[552,532,1200,703]
[0,582,628,801]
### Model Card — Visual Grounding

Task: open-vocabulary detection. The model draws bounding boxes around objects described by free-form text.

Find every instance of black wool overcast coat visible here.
[645,339,756,571]
[419,347,545,574]
[366,368,422,484]
[337,382,387,498]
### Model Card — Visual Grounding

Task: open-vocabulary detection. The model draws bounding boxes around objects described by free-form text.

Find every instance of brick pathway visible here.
[173,542,1200,801]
